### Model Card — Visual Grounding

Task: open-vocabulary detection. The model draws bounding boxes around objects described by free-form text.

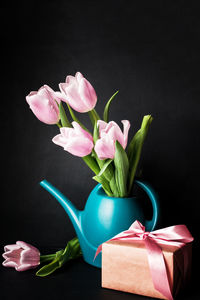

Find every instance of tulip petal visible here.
[65,75,76,85]
[75,72,84,83]
[108,126,124,147]
[95,120,131,160]
[2,259,18,268]
[2,248,22,260]
[60,82,88,113]
[20,249,40,265]
[122,120,131,148]
[26,85,60,125]
[39,85,60,109]
[59,82,67,94]
[59,72,97,113]
[60,127,71,137]
[54,91,66,102]
[97,120,107,136]
[4,244,21,252]
[79,78,97,112]
[95,136,115,160]
[65,136,94,157]
[2,241,40,271]
[26,91,37,101]
[101,121,124,148]
[52,134,67,149]
[16,241,36,251]
[16,264,33,271]
[53,123,94,157]
[71,122,93,142]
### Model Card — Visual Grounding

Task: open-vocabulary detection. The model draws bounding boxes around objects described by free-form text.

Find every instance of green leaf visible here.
[36,258,61,277]
[127,115,153,194]
[93,175,113,196]
[36,237,82,277]
[110,176,120,197]
[59,102,72,127]
[60,237,82,263]
[36,249,65,277]
[92,123,119,196]
[98,159,113,177]
[95,157,119,197]
[88,111,95,126]
[93,121,99,144]
[103,91,119,122]
[114,141,129,197]
[82,155,100,175]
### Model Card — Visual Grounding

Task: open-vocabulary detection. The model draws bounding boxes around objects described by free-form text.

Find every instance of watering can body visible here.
[40,179,159,268]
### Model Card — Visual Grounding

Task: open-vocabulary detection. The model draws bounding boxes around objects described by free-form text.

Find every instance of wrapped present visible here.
[95,221,193,300]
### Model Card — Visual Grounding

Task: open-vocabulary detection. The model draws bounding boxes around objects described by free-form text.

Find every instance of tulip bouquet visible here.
[3,72,153,276]
[26,72,153,198]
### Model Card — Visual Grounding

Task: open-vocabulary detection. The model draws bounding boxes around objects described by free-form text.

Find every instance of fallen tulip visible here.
[2,241,40,271]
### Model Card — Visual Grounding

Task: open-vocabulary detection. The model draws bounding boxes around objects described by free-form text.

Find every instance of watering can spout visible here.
[40,179,82,240]
[40,179,102,268]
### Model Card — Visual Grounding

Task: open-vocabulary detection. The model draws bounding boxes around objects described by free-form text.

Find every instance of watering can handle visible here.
[135,179,160,231]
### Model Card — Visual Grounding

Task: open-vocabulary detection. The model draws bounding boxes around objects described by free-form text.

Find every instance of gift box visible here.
[97,221,193,300]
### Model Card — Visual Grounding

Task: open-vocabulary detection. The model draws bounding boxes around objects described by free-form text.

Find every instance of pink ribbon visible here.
[95,220,193,300]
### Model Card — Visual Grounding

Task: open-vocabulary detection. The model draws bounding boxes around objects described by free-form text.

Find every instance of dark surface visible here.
[1,1,200,299]
[1,253,199,300]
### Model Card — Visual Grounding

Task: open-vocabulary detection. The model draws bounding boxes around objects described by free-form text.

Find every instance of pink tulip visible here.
[2,241,40,271]
[52,121,94,157]
[94,120,130,160]
[26,85,63,124]
[59,72,97,113]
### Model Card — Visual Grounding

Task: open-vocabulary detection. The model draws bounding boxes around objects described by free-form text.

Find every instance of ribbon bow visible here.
[95,220,193,300]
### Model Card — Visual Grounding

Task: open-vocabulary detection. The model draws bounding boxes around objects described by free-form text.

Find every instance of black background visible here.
[1,1,200,299]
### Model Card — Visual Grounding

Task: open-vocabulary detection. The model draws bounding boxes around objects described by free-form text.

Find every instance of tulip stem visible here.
[88,111,95,126]
[66,104,91,133]
[36,237,82,277]
[88,109,100,126]
[40,254,56,263]
[92,109,101,120]
[59,102,72,128]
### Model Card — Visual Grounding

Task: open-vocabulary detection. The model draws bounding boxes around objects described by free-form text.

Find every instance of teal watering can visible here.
[40,179,159,268]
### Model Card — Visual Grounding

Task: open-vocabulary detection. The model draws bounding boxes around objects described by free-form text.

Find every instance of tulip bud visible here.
[26,85,63,125]
[59,72,97,113]
[52,121,94,157]
[2,241,40,271]
[94,120,130,160]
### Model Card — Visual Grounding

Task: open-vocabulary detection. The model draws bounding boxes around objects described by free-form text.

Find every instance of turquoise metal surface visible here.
[40,179,159,268]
